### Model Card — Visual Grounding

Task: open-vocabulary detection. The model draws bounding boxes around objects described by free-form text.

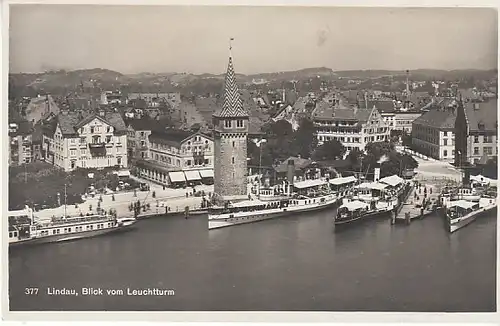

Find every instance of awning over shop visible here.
[199,169,214,178]
[184,170,201,181]
[169,171,186,183]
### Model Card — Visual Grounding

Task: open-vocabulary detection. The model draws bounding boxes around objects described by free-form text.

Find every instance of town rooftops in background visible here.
[125,118,165,133]
[8,119,33,137]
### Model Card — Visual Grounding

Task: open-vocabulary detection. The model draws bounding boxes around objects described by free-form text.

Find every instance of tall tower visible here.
[212,44,249,201]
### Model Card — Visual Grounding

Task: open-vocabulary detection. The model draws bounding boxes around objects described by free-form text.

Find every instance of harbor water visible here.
[9,209,496,312]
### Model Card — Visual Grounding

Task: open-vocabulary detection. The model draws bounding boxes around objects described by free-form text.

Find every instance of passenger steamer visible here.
[334,179,400,227]
[208,176,358,230]
[8,208,137,247]
[444,193,497,233]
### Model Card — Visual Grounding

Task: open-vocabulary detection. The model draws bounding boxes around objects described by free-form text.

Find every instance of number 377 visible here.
[25,288,39,295]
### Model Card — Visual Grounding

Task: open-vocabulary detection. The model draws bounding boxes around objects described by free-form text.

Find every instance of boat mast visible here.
[64,183,67,218]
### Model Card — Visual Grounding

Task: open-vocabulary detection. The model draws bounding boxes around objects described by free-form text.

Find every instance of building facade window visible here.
[474,135,479,143]
[474,147,479,155]
[224,120,232,128]
[443,139,447,146]
[236,120,244,128]
[443,150,448,157]
[232,157,235,164]
[484,147,493,155]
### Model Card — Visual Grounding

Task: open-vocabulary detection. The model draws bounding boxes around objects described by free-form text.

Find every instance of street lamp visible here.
[256,139,267,199]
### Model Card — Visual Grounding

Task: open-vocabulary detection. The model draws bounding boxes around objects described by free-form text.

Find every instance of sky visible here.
[8,5,499,75]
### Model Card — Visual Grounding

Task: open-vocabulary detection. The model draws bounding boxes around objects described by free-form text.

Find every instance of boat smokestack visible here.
[463,168,471,186]
[287,159,295,185]
[374,164,381,182]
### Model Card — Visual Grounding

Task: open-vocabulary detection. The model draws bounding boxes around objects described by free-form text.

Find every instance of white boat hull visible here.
[208,195,338,230]
[449,204,497,233]
[9,222,136,248]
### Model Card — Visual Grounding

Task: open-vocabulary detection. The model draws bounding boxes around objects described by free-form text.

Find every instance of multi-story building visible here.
[411,99,458,161]
[312,95,391,151]
[455,98,497,166]
[42,109,128,171]
[135,129,214,187]
[212,54,249,201]
[394,112,423,133]
[8,120,34,166]
[126,119,162,161]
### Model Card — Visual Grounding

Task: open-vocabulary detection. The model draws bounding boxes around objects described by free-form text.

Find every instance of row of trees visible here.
[248,119,418,179]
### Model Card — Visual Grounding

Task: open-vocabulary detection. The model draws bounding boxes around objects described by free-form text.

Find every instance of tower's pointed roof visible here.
[213,55,249,118]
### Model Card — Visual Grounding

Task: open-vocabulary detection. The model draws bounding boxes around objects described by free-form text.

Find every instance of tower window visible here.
[232,157,235,164]
[224,120,232,128]
[232,141,235,148]
[236,120,244,128]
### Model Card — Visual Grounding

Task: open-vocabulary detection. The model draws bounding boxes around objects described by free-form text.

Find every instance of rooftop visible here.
[148,129,195,148]
[213,56,249,118]
[313,97,372,122]
[57,111,127,136]
[412,106,457,130]
[464,98,497,132]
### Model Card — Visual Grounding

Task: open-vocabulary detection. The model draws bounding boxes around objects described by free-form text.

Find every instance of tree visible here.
[347,148,363,167]
[365,141,395,159]
[292,118,318,159]
[268,120,294,138]
[312,139,346,161]
[401,132,412,147]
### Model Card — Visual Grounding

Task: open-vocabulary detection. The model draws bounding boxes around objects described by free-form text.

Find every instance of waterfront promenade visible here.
[16,175,260,221]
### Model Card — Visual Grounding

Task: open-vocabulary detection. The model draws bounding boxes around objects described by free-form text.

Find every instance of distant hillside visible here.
[9,67,496,96]
[335,69,497,80]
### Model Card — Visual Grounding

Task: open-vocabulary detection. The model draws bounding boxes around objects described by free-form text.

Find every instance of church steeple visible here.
[213,41,248,118]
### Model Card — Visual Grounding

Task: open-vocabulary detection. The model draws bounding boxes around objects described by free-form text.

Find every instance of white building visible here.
[43,110,128,171]
[135,129,215,186]
[412,99,458,161]
[312,95,391,151]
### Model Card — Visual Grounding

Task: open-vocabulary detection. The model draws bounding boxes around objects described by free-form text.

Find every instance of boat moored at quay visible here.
[208,175,358,230]
[334,180,400,228]
[443,194,498,233]
[8,208,137,248]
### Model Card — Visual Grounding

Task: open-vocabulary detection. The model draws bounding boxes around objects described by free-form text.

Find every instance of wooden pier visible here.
[393,182,440,225]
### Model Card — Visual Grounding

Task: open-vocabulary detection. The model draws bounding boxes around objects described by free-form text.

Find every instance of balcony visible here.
[191,148,205,156]
[89,142,105,149]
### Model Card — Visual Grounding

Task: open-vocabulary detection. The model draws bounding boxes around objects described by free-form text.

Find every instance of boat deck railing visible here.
[37,215,115,228]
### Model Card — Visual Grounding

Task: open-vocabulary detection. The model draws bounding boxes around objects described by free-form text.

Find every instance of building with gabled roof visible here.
[455,98,497,166]
[312,94,391,151]
[42,109,128,171]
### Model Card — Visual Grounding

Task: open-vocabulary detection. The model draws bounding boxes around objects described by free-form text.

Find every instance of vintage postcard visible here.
[3,0,499,323]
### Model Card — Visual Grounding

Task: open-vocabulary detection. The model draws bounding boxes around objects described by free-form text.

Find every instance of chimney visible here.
[374,163,381,182]
[287,159,295,185]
